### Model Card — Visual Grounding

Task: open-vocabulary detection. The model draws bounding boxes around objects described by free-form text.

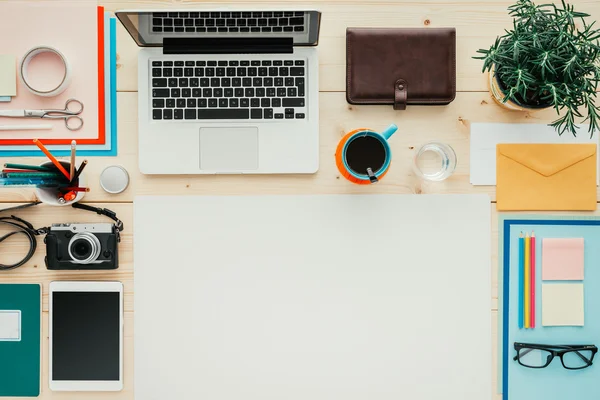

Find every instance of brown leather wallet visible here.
[346,27,456,110]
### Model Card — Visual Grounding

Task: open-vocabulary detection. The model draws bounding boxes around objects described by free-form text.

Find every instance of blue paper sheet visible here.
[501,217,600,400]
[0,15,117,156]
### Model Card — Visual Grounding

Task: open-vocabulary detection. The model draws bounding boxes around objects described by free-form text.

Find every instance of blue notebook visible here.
[500,217,600,400]
[0,284,41,397]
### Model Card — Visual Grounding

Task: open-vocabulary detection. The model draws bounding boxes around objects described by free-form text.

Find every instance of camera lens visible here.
[68,232,101,264]
[73,240,91,258]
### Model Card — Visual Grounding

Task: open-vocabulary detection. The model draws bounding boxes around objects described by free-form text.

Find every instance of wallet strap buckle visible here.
[394,79,408,111]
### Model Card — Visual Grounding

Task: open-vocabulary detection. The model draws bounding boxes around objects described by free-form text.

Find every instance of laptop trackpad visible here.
[199,127,259,171]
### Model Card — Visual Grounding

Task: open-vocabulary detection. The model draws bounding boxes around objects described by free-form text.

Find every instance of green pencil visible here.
[5,172,65,179]
[4,163,55,172]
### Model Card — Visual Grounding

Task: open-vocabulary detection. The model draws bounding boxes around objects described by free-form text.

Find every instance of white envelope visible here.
[470,123,599,185]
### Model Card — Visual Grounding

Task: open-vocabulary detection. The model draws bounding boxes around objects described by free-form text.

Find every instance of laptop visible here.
[117,10,321,174]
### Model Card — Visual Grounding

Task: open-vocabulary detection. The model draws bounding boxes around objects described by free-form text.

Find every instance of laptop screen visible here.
[117,10,321,47]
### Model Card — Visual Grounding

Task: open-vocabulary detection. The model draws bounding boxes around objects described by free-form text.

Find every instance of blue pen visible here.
[518,232,525,329]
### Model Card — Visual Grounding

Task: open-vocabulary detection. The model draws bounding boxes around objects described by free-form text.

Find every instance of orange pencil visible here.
[33,139,70,181]
[531,232,536,328]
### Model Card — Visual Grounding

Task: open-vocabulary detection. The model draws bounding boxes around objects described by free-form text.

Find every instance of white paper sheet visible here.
[134,194,492,400]
[470,123,599,185]
[0,310,21,341]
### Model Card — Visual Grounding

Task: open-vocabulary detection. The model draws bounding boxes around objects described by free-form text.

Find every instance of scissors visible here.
[0,98,84,131]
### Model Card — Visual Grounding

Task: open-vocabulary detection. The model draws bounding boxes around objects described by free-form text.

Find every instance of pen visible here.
[70,159,87,185]
[70,140,76,180]
[33,139,71,181]
[4,163,54,172]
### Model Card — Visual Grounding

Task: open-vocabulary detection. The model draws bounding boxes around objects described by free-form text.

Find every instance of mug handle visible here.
[381,124,398,140]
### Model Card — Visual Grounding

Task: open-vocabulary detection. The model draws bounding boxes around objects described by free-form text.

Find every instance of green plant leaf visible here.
[474,0,600,136]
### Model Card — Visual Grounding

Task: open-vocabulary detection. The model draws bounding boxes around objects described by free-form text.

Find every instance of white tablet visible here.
[49,281,123,391]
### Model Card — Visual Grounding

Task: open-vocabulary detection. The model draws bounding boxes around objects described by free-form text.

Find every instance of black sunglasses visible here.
[514,342,598,370]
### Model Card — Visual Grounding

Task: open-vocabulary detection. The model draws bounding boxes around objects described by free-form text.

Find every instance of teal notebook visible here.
[0,284,41,397]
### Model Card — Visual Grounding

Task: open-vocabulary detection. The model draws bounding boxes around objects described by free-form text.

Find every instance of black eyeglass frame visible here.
[513,342,598,370]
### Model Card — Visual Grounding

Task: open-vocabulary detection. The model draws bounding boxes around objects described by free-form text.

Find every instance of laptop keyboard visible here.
[151,59,307,121]
[151,11,306,33]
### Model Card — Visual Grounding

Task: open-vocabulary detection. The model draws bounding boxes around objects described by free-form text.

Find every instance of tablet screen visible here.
[52,291,120,381]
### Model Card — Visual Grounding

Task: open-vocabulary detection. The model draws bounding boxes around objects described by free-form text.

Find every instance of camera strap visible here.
[72,203,124,241]
[0,202,124,271]
[0,202,44,271]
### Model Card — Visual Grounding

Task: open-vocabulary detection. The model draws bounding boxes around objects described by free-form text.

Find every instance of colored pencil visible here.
[5,172,63,179]
[0,177,68,187]
[70,159,87,185]
[531,232,536,328]
[2,169,39,173]
[33,139,71,180]
[4,163,54,172]
[524,234,531,329]
[62,187,90,192]
[70,140,76,180]
[518,233,524,329]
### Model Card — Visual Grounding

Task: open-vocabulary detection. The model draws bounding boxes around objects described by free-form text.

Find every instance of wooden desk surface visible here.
[1,1,599,398]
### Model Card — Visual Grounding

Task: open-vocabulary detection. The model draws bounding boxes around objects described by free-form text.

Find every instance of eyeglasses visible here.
[514,342,598,370]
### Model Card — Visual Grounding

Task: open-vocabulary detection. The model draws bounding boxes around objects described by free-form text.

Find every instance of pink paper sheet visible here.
[0,1,98,139]
[542,238,584,281]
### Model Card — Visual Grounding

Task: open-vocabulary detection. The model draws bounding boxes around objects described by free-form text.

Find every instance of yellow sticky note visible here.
[0,55,16,97]
[542,283,584,326]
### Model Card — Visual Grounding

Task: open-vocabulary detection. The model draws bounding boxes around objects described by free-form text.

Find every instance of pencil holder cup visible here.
[35,161,86,206]
[335,124,397,184]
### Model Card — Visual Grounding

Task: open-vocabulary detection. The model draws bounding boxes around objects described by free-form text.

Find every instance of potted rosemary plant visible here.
[475,0,600,136]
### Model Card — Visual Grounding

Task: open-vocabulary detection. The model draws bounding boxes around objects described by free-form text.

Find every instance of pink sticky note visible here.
[542,238,584,280]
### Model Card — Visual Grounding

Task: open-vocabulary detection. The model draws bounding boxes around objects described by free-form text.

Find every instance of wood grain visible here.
[0,92,587,203]
[3,0,600,399]
[104,0,600,93]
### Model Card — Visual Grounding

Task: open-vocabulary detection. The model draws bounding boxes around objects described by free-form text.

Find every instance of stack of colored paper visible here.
[0,2,117,156]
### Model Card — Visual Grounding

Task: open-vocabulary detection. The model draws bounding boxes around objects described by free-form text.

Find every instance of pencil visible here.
[5,172,64,179]
[3,169,40,173]
[524,234,531,329]
[70,159,87,185]
[518,233,524,329]
[70,140,76,180]
[531,232,536,329]
[32,139,70,181]
[4,163,54,172]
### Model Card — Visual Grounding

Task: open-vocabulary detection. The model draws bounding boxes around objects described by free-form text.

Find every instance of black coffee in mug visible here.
[345,135,387,175]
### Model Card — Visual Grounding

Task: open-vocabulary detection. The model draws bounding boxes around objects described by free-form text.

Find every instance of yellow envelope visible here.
[496,143,597,211]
